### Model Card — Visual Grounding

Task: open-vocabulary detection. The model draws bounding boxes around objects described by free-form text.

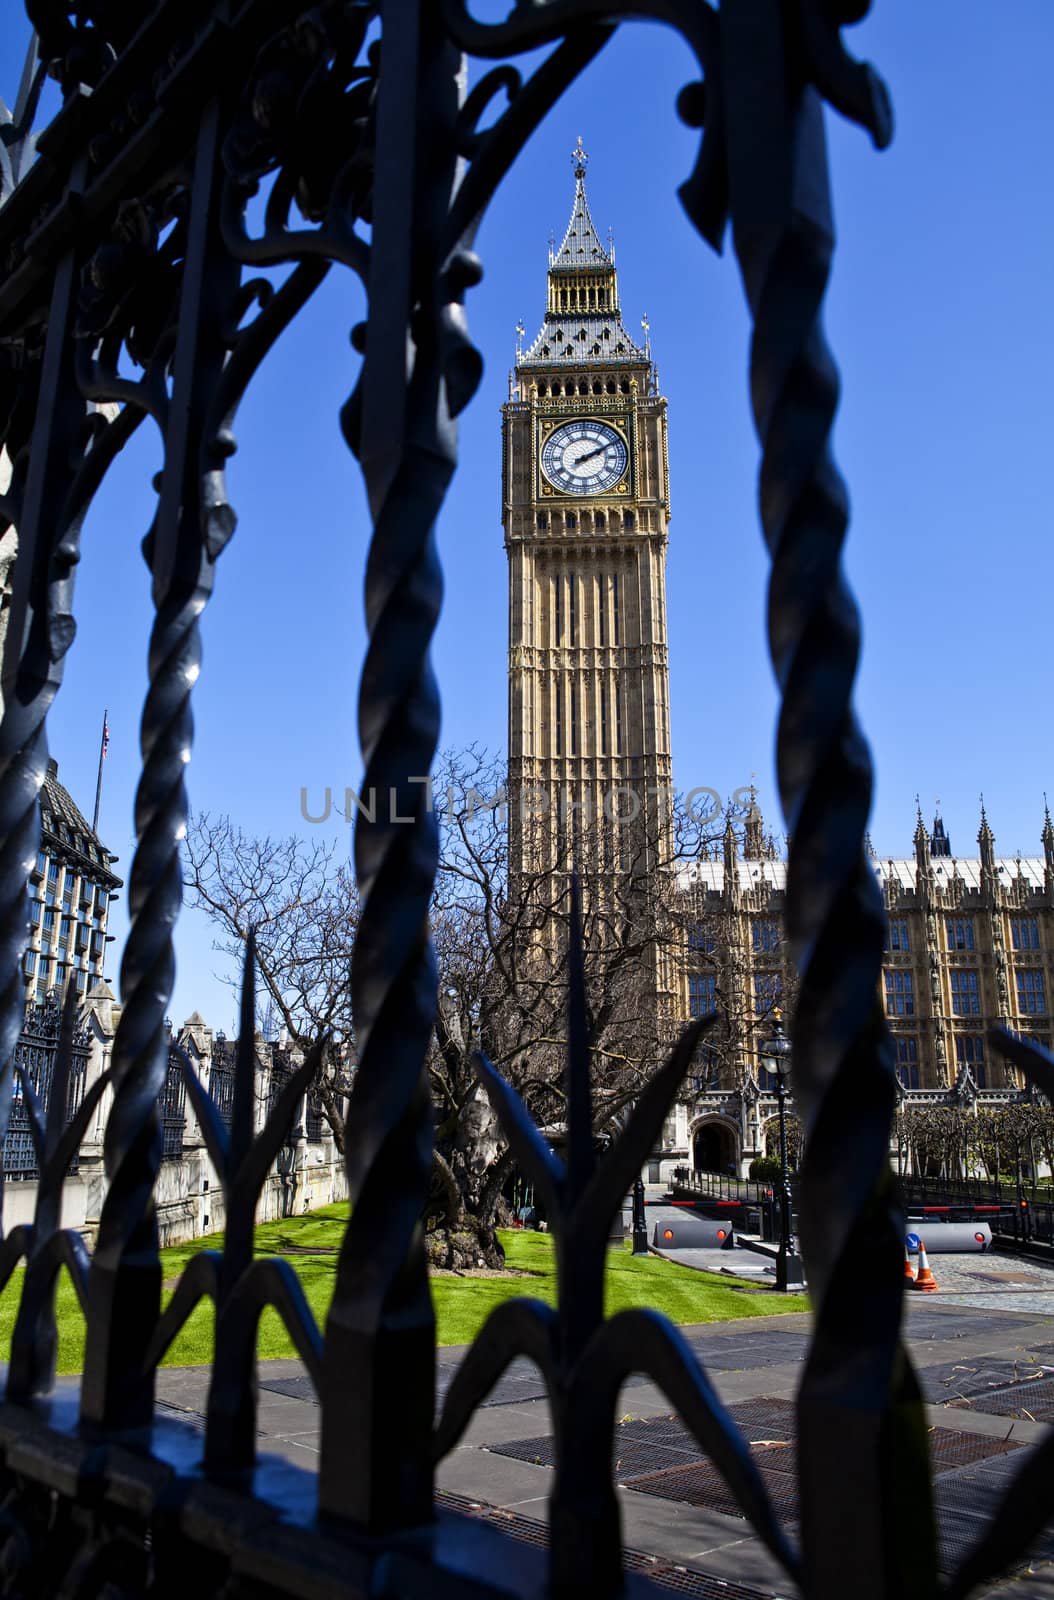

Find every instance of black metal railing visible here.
[2,991,89,1180]
[0,5,1050,1600]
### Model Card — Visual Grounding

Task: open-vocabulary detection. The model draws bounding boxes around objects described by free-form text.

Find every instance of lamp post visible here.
[631,1172,649,1255]
[760,1017,804,1291]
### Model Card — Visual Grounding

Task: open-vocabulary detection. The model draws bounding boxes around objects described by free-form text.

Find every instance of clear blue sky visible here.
[3,5,1052,1028]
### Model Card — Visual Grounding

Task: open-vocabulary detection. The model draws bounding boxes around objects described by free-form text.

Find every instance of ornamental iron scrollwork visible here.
[0,3,1045,1599]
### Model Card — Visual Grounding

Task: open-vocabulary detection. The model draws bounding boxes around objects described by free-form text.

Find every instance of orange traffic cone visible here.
[904,1244,916,1283]
[913,1240,938,1293]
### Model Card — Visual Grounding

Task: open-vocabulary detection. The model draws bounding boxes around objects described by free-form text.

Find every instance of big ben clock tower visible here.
[504,139,673,886]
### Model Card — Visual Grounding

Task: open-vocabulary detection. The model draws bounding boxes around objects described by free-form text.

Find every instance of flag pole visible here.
[92,710,108,833]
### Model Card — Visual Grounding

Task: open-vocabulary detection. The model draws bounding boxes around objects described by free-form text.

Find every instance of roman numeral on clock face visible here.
[540,419,628,496]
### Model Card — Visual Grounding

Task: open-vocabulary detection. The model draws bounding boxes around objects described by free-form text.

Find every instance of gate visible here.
[0,5,1050,1599]
[2,990,90,1181]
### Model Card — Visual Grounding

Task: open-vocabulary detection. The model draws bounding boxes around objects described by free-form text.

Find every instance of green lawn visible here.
[0,1206,807,1375]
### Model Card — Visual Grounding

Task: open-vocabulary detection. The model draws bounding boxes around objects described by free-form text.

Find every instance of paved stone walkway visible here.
[143,1277,1054,1597]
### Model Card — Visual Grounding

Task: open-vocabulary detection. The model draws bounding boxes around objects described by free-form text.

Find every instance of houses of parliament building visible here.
[502,143,1052,1178]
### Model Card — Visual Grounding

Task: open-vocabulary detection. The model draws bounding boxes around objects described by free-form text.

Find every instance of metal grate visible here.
[926,1426,1023,1468]
[967,1375,1054,1421]
[626,1460,800,1523]
[435,1491,779,1599]
[919,1358,1052,1405]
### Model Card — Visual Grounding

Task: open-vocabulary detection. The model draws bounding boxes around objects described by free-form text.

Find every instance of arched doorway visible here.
[692,1120,738,1176]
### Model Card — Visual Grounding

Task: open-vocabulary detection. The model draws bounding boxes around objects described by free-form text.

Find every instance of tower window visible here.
[689,973,717,1017]
[955,1034,987,1086]
[885,971,915,1016]
[624,510,635,531]
[542,346,550,358]
[950,969,981,1015]
[577,329,586,340]
[569,682,578,756]
[591,345,601,356]
[602,329,611,340]
[1018,969,1047,1015]
[614,680,623,754]
[555,681,562,756]
[554,574,562,645]
[620,380,630,393]
[592,381,602,395]
[896,1037,920,1089]
[606,381,616,395]
[612,574,620,646]
[946,917,975,951]
[599,684,608,753]
[536,512,548,530]
[595,511,605,532]
[1012,916,1040,950]
[566,512,576,531]
[568,573,576,644]
[564,346,573,357]
[538,383,547,397]
[886,918,910,951]
[597,575,606,647]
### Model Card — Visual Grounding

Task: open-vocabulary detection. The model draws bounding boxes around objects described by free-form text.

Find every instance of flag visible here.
[102,716,109,761]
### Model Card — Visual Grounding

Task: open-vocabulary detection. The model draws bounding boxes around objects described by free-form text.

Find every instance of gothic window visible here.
[568,574,576,644]
[536,512,548,530]
[620,381,630,394]
[564,346,574,357]
[595,511,605,531]
[599,685,608,755]
[689,925,716,954]
[566,512,576,531]
[611,574,620,645]
[946,917,975,951]
[538,383,547,396]
[554,680,562,757]
[950,969,981,1015]
[624,510,635,531]
[592,381,602,394]
[689,972,717,1017]
[752,920,779,953]
[602,329,611,340]
[591,345,600,356]
[1012,916,1040,950]
[569,682,578,756]
[577,329,586,340]
[886,918,910,952]
[614,678,623,754]
[955,1034,986,1086]
[597,575,606,647]
[896,1037,920,1089]
[885,970,915,1016]
[578,382,587,395]
[1017,969,1048,1015]
[615,344,624,353]
[553,574,562,645]
[606,381,616,394]
[753,972,782,1015]
[542,345,550,358]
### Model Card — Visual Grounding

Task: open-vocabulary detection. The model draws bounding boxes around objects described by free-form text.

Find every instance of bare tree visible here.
[183,815,357,1149]
[183,754,765,1266]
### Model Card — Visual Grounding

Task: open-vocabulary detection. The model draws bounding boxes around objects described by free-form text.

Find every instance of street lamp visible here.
[760,1016,804,1291]
[631,1170,649,1255]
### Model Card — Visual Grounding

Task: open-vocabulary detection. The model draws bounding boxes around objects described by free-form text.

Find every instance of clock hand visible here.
[575,444,607,466]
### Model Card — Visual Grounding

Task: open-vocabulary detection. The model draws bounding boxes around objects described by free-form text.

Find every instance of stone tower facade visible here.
[503,141,672,883]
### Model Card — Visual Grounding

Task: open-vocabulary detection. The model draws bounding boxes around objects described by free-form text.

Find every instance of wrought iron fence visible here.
[160,1045,187,1160]
[2,991,89,1180]
[0,4,1052,1600]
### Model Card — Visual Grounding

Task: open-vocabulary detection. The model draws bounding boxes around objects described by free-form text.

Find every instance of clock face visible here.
[540,419,628,497]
